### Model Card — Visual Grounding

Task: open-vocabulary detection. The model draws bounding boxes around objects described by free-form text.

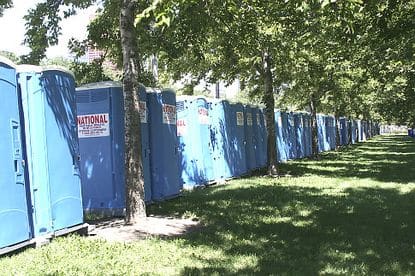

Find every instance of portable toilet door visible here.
[294,113,305,158]
[275,110,287,162]
[229,103,248,177]
[147,88,181,201]
[17,66,83,237]
[176,96,211,189]
[244,105,256,171]
[208,99,232,180]
[0,58,32,254]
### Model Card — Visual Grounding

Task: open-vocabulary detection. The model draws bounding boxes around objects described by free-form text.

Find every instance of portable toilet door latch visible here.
[10,120,25,185]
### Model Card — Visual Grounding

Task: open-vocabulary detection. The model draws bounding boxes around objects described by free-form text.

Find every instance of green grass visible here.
[1,135,415,275]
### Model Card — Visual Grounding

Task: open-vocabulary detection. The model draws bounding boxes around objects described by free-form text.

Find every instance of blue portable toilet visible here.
[275,110,288,162]
[147,88,181,201]
[208,99,233,180]
[244,105,256,171]
[17,65,83,237]
[294,113,305,158]
[0,58,32,254]
[76,82,152,214]
[176,96,213,189]
[229,102,248,176]
[252,107,267,168]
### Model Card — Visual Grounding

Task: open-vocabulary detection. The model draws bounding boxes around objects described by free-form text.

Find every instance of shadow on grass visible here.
[279,135,415,183]
[148,135,415,274]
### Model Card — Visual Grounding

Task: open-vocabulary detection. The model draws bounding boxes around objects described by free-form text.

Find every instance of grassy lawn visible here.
[1,135,415,275]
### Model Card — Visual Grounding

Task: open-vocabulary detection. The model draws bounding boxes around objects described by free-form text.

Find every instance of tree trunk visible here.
[120,0,146,224]
[262,51,278,175]
[309,92,319,156]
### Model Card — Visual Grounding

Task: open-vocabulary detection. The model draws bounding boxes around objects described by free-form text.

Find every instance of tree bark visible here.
[309,92,319,156]
[262,51,278,175]
[120,0,146,224]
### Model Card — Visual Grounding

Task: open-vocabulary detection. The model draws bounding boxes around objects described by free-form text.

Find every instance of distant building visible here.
[86,47,105,63]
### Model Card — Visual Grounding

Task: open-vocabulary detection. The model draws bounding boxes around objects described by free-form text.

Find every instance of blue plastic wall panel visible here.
[229,103,248,176]
[362,121,368,141]
[195,98,214,181]
[326,116,336,150]
[252,107,267,168]
[244,105,256,171]
[76,83,123,214]
[0,58,32,250]
[147,88,181,201]
[351,120,358,144]
[138,85,152,202]
[287,113,298,159]
[339,118,348,146]
[317,114,327,152]
[207,100,232,180]
[274,110,287,162]
[281,112,291,159]
[302,114,313,157]
[176,96,212,189]
[357,120,363,142]
[294,113,305,158]
[18,67,83,237]
[257,108,268,167]
[77,83,151,207]
[251,107,259,168]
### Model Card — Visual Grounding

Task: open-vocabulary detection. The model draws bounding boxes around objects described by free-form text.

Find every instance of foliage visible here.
[0,0,11,16]
[0,50,19,63]
[1,135,415,274]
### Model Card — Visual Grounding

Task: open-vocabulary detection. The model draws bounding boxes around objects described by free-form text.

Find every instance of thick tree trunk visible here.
[120,0,146,224]
[309,92,319,156]
[262,51,278,175]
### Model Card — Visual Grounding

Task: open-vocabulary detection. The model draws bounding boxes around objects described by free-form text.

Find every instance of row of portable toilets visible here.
[0,56,380,255]
[0,58,85,255]
[408,129,415,138]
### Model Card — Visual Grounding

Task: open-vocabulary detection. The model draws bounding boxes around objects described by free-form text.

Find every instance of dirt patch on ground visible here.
[87,216,201,243]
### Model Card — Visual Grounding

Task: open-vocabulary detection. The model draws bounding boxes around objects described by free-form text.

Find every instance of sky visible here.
[0,1,96,58]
